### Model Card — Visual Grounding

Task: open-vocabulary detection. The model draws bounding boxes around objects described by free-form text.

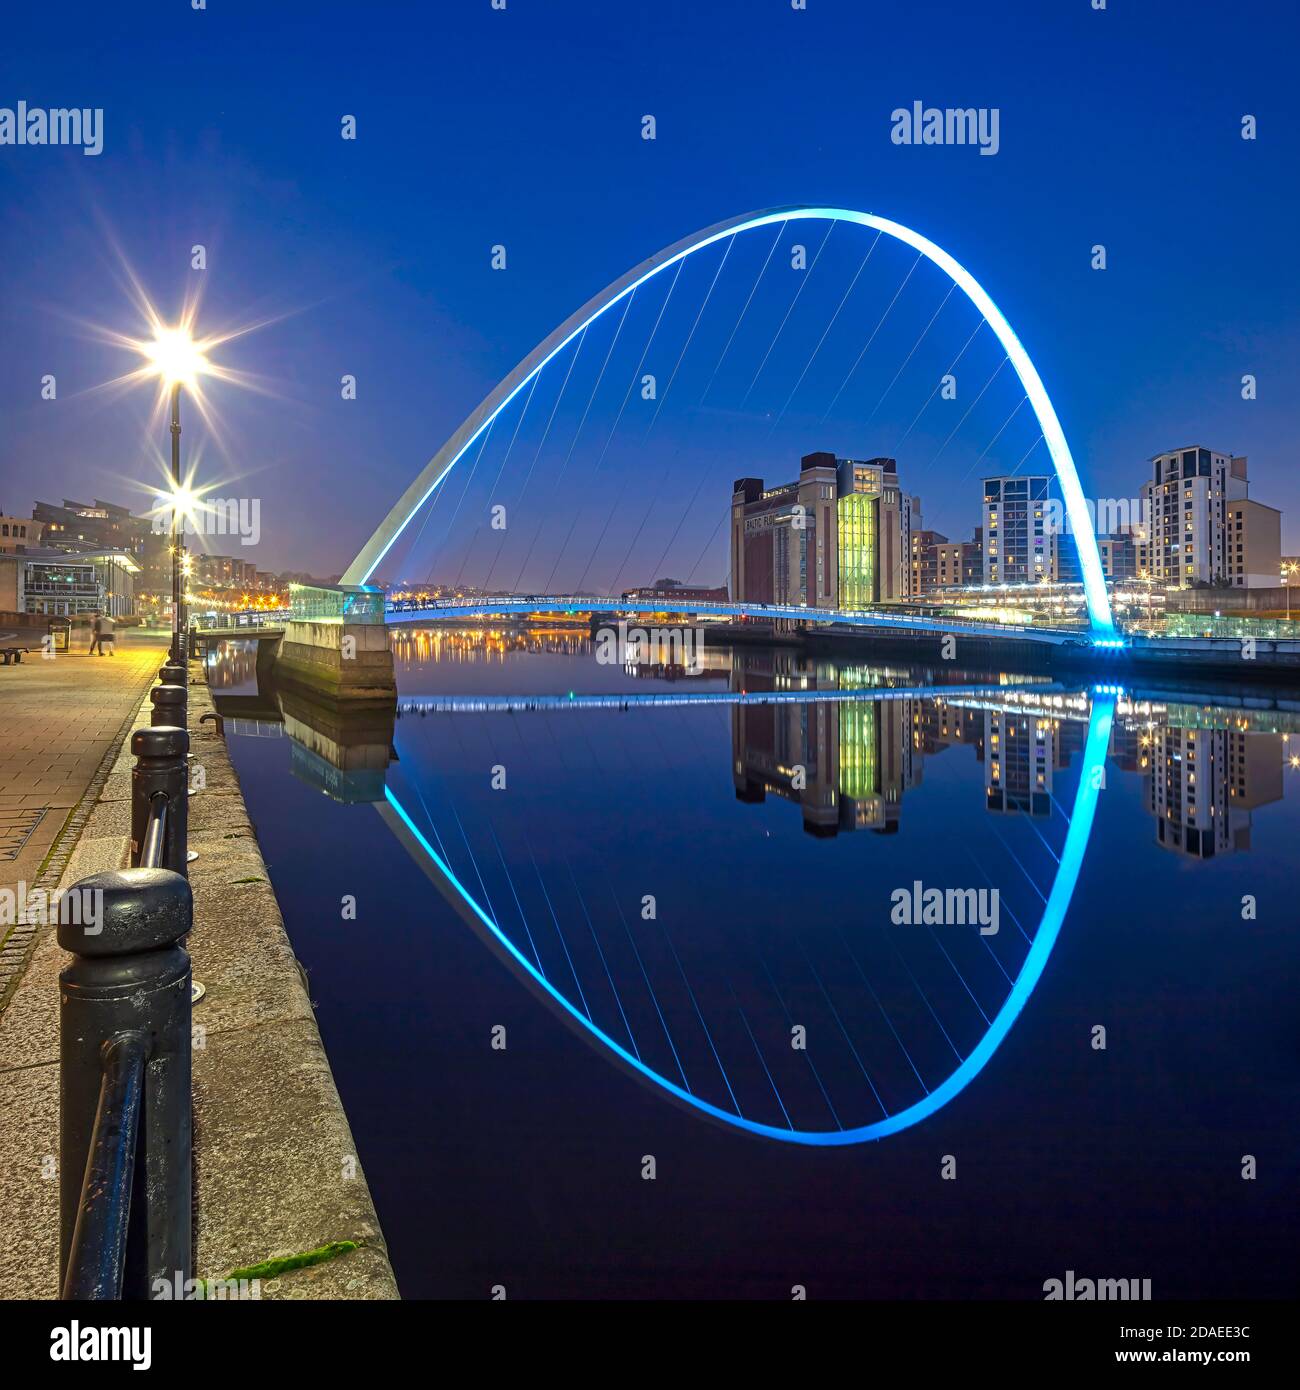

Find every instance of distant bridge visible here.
[384,597,1109,647]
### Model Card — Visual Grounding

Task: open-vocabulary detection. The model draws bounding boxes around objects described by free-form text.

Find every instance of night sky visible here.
[2,0,1297,581]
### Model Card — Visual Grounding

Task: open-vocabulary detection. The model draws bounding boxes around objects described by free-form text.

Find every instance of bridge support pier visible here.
[267,583,396,702]
[272,618,396,702]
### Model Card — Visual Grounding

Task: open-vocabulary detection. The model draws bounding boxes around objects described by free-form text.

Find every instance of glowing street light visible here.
[141,327,210,390]
[134,323,212,663]
[1283,561,1300,621]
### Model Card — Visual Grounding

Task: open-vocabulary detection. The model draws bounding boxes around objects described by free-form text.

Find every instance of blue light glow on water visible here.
[212,634,1300,1299]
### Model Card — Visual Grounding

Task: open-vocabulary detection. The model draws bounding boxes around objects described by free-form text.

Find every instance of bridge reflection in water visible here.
[380,688,1113,1145]
[208,633,1293,1143]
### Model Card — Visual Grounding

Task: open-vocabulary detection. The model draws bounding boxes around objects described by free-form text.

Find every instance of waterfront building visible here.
[33,498,147,563]
[196,554,236,589]
[930,530,983,590]
[190,554,260,593]
[1225,498,1282,589]
[1136,447,1282,588]
[139,528,172,597]
[621,581,730,605]
[730,452,920,609]
[15,547,139,618]
[909,528,948,595]
[982,475,1054,585]
[1048,532,1084,585]
[1096,533,1141,583]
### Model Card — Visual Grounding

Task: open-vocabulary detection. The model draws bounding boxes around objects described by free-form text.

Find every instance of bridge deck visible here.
[383,598,1096,646]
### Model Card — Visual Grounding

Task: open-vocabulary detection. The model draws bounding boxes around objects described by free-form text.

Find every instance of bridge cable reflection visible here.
[376,690,1116,1145]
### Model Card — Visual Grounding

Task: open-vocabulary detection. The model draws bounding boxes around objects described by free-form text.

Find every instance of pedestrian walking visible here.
[87,613,103,656]
[98,612,116,656]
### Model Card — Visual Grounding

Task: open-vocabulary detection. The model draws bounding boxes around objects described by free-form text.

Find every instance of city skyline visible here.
[5,428,1291,625]
[3,2,1298,576]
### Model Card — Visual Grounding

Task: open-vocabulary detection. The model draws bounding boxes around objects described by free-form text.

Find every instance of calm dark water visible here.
[210,630,1299,1300]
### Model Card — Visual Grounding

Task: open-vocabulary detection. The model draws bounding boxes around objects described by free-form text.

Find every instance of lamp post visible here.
[169,383,184,663]
[136,326,210,667]
[1138,568,1154,631]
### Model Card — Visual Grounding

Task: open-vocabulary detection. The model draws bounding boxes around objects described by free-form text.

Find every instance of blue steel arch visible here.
[343,205,1114,633]
[379,692,1116,1145]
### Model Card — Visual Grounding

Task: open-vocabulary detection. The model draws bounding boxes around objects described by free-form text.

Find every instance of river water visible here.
[209,629,1299,1299]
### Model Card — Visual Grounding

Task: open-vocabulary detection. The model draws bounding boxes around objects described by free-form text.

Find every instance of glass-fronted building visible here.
[19,548,139,617]
[731,452,919,611]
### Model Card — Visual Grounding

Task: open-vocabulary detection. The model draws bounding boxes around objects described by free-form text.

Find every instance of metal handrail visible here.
[140,794,168,870]
[61,1033,148,1300]
[59,694,195,1300]
[130,725,188,878]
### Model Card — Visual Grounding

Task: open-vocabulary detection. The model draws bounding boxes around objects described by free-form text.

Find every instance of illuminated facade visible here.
[983,475,1054,586]
[17,547,139,618]
[837,492,877,609]
[916,530,983,593]
[731,452,918,610]
[1135,447,1281,588]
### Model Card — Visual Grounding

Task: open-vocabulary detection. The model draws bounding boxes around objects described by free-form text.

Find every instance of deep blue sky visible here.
[2,0,1297,579]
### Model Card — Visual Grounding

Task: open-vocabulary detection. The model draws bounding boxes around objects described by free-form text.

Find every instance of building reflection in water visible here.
[209,630,1290,859]
[389,626,593,669]
[725,649,1288,857]
[1121,701,1285,859]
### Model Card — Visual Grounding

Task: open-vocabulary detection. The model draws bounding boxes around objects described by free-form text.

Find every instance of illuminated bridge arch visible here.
[343,205,1114,633]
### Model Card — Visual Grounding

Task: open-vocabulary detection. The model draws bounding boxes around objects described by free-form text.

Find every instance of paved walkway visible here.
[0,633,167,1008]
[0,649,397,1299]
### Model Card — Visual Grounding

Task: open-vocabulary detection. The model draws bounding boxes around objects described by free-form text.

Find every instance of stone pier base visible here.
[272,620,396,702]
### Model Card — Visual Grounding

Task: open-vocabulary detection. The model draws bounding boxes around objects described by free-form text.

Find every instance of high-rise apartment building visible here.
[1139,447,1250,587]
[982,475,1054,585]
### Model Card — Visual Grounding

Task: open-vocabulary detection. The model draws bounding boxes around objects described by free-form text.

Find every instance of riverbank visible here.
[0,642,397,1299]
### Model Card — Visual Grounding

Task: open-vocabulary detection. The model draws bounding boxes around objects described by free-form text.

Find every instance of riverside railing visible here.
[59,716,193,1299]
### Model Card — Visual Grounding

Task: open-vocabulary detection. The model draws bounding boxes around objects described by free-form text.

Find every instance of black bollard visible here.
[158,662,187,689]
[59,867,193,1299]
[130,727,189,877]
[150,684,187,730]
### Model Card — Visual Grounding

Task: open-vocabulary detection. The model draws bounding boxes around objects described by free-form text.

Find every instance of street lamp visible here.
[137,326,210,664]
[1138,568,1155,630]
[1284,561,1300,621]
